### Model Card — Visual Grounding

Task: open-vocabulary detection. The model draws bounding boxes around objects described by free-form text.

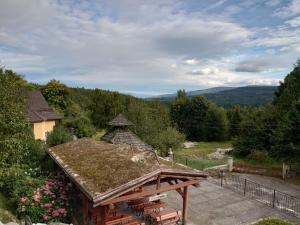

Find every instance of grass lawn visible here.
[173,141,232,170]
[0,192,17,223]
[234,156,282,168]
[174,141,232,159]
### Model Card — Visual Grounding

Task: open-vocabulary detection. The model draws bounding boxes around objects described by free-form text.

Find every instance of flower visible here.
[52,210,60,217]
[20,197,27,203]
[43,215,49,221]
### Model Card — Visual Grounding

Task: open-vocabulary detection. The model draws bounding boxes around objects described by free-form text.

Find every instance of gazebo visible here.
[48,138,207,225]
[102,114,153,151]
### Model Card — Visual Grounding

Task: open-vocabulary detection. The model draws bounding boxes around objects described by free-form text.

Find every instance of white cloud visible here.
[265,0,281,7]
[189,68,219,75]
[183,59,198,65]
[0,0,296,95]
[286,16,300,27]
[273,0,300,18]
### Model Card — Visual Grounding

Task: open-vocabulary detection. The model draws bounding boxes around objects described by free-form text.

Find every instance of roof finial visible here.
[108,113,133,126]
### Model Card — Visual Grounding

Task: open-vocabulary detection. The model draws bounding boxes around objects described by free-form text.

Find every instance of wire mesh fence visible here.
[173,154,226,171]
[220,173,300,218]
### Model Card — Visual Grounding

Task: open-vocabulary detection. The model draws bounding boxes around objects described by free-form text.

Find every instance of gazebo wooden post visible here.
[93,207,101,225]
[101,206,107,225]
[182,186,188,225]
[156,175,161,190]
[82,196,89,225]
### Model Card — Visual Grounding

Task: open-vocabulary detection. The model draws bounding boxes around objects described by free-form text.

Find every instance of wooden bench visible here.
[127,199,148,208]
[147,210,181,225]
[122,220,145,225]
[138,202,166,215]
[105,215,133,225]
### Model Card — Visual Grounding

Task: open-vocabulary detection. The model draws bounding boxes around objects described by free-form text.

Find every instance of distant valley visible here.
[148,85,278,108]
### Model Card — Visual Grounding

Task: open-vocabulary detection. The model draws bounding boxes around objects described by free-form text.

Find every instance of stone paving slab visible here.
[165,180,300,225]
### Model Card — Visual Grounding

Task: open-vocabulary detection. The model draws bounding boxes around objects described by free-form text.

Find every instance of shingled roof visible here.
[48,138,207,205]
[26,91,62,123]
[108,114,133,126]
[102,130,153,151]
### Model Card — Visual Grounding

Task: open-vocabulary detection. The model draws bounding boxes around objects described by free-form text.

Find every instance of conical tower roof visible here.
[108,114,133,126]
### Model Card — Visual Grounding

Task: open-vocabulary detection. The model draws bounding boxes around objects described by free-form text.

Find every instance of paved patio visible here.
[165,179,300,225]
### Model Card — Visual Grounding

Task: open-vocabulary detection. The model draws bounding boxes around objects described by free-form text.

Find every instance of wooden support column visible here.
[95,206,106,225]
[182,186,188,225]
[82,196,89,225]
[156,175,161,196]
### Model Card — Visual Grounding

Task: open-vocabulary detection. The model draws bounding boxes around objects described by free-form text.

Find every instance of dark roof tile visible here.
[108,114,133,126]
[26,91,62,122]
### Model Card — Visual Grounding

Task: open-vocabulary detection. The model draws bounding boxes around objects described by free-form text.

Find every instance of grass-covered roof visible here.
[48,138,206,204]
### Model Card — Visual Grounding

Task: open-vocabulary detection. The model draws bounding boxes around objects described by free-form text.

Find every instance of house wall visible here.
[33,120,56,140]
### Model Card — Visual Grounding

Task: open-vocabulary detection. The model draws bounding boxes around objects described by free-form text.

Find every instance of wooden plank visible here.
[148,193,167,202]
[167,181,183,197]
[100,179,200,205]
[182,186,188,225]
[156,175,161,190]
[160,169,208,178]
[93,170,161,206]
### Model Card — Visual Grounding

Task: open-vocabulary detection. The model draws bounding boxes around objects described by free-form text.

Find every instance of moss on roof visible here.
[49,138,159,196]
[48,138,204,203]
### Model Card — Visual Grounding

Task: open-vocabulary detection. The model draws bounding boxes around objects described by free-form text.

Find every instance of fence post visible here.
[244,179,247,196]
[272,189,276,208]
[185,158,188,166]
[221,171,223,187]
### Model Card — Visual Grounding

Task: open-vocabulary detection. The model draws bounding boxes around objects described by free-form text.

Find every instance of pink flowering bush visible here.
[15,178,71,223]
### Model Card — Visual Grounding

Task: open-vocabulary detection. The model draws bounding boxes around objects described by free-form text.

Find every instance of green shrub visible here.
[0,165,27,196]
[247,150,270,163]
[254,218,292,225]
[63,116,95,138]
[46,126,73,147]
[154,127,185,157]
[14,178,71,223]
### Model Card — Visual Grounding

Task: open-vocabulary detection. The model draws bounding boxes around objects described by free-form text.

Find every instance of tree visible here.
[170,90,191,136]
[90,89,126,128]
[46,126,73,147]
[41,80,69,112]
[155,127,185,156]
[227,105,243,138]
[274,61,300,111]
[0,69,33,164]
[0,69,46,195]
[188,96,210,140]
[271,101,300,163]
[205,104,229,141]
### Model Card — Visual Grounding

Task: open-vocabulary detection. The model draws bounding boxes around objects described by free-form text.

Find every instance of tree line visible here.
[170,60,300,165]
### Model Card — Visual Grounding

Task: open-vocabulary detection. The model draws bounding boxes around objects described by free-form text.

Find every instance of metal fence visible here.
[220,173,300,218]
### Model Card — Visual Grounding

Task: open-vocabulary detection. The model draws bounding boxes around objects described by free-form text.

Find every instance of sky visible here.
[0,0,300,97]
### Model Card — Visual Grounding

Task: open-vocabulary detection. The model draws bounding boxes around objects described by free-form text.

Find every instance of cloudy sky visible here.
[0,0,300,97]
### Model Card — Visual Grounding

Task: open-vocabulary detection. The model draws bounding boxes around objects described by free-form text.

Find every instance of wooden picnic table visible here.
[127,198,148,208]
[136,202,166,216]
[105,215,133,225]
[122,220,145,225]
[147,210,181,225]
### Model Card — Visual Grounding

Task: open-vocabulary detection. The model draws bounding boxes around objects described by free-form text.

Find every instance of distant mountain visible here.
[148,86,278,108]
[187,87,236,96]
[156,86,235,98]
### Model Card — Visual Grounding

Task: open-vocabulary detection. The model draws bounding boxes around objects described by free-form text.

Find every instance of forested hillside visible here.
[233,60,300,164]
[150,86,277,108]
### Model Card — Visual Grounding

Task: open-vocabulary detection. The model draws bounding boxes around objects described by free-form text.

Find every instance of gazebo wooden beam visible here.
[99,179,200,206]
[167,180,183,197]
